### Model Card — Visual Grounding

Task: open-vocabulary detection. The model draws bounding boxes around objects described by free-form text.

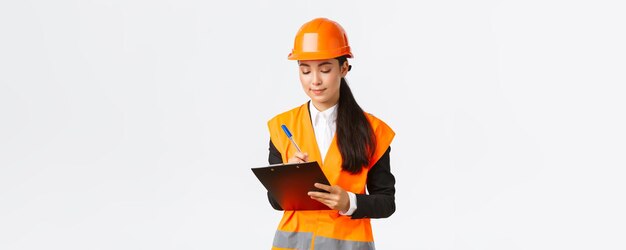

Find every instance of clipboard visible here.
[252,161,331,210]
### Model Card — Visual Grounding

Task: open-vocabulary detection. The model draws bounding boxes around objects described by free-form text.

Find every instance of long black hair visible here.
[335,56,376,174]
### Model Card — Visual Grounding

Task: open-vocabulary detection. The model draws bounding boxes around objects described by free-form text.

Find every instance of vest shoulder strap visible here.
[365,112,395,167]
[267,104,308,162]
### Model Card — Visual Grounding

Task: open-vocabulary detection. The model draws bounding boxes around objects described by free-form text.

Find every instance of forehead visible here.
[298,59,337,67]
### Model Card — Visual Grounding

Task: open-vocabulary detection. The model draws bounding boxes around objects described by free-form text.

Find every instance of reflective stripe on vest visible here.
[268,102,394,249]
[273,230,313,249]
[273,231,376,250]
[313,236,376,250]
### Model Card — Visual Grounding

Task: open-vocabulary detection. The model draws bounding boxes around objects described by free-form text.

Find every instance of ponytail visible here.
[336,56,376,174]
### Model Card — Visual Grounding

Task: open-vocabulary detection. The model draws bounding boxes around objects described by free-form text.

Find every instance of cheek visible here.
[325,73,342,89]
[299,74,309,87]
[300,75,315,94]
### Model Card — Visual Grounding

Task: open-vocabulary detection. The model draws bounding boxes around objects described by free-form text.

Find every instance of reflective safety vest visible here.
[267,102,395,250]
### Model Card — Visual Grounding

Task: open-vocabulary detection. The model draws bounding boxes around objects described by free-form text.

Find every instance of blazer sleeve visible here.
[267,139,284,210]
[351,146,396,219]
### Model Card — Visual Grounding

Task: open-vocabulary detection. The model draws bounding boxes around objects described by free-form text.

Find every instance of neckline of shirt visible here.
[309,101,338,126]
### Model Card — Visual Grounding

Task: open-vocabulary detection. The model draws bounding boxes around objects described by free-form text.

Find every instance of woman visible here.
[266,17,396,250]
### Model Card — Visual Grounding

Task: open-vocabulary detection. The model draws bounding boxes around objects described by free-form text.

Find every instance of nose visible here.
[311,71,322,86]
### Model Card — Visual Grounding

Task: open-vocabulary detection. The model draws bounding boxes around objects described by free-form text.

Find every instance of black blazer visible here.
[267,140,396,219]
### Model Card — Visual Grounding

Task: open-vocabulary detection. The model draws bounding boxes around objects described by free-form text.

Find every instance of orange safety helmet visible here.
[288,18,353,60]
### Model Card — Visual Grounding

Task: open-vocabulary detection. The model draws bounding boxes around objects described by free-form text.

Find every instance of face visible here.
[298,59,349,111]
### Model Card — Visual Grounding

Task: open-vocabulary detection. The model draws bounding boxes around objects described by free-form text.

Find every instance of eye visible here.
[321,68,331,73]
[301,70,310,75]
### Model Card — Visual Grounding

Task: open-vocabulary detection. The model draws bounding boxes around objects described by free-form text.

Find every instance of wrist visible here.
[339,191,357,216]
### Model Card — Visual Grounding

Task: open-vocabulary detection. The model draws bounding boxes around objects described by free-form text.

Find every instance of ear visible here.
[340,61,350,77]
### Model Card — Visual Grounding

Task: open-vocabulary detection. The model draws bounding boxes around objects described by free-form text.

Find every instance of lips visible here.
[311,88,326,95]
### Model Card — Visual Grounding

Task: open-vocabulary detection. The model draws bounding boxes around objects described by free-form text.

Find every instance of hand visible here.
[307,183,350,213]
[288,152,308,163]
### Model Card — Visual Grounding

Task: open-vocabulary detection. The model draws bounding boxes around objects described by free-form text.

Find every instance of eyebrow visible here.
[299,62,333,67]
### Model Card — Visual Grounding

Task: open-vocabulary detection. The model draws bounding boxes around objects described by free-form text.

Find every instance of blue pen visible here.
[281,124,302,152]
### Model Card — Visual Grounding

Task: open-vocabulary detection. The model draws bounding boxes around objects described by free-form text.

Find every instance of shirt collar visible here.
[309,101,338,126]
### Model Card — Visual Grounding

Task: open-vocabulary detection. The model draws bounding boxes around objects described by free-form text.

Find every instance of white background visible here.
[1,0,625,249]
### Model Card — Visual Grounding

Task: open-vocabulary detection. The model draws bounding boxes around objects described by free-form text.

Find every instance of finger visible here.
[310,196,339,210]
[310,196,334,208]
[307,191,333,200]
[313,183,332,192]
[288,154,303,163]
[294,152,308,162]
[295,152,307,158]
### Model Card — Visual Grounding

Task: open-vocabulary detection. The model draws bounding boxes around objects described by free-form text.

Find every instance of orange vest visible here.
[267,102,395,250]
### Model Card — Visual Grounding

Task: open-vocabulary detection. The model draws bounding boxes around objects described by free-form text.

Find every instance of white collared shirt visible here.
[309,101,337,162]
[309,101,357,216]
